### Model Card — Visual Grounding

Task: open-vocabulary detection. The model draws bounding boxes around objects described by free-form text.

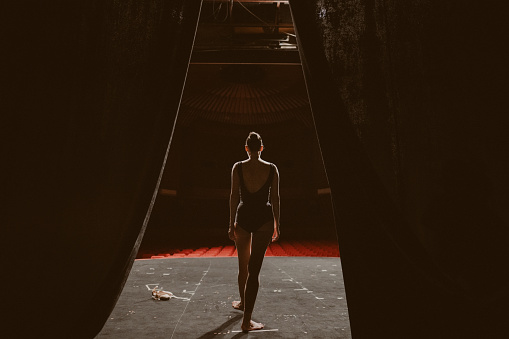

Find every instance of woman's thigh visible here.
[235,225,252,268]
[249,221,273,269]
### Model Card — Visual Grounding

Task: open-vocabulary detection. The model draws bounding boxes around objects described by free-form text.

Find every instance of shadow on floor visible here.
[196,314,243,339]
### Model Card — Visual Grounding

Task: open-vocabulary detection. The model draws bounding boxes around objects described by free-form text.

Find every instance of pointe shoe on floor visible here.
[151,287,173,301]
[241,320,264,332]
[232,300,244,311]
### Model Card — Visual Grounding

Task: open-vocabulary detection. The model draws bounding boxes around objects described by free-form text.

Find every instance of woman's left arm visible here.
[229,163,240,240]
[270,164,280,241]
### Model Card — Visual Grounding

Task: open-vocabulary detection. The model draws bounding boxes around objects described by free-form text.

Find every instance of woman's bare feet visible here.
[232,300,244,311]
[241,320,264,332]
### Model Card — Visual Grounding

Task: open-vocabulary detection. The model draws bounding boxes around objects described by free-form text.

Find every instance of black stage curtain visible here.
[4,1,202,337]
[290,0,508,338]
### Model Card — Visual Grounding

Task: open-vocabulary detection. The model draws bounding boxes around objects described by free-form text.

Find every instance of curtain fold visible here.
[4,1,202,337]
[290,0,509,338]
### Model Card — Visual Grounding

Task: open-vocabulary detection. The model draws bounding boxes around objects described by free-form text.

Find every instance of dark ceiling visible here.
[192,0,299,64]
[179,0,309,128]
[178,64,312,127]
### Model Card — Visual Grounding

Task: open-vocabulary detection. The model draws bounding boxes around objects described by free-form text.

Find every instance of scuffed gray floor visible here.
[97,257,351,338]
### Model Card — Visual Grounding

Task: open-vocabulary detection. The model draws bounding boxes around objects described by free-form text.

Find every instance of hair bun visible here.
[246,132,263,152]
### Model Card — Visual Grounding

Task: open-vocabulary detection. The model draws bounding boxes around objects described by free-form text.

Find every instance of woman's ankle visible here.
[242,312,252,323]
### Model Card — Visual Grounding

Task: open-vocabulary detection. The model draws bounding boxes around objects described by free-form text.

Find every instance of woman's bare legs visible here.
[234,225,251,310]
[235,221,273,331]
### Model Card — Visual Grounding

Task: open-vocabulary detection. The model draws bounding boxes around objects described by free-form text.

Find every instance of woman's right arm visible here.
[270,164,280,241]
[229,163,240,240]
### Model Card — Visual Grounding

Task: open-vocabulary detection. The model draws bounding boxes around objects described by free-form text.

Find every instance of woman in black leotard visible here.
[228,132,280,332]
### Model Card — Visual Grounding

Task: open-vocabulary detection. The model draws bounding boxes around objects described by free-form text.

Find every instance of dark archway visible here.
[138,61,337,255]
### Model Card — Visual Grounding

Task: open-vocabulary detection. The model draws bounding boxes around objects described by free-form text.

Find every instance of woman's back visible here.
[239,159,272,194]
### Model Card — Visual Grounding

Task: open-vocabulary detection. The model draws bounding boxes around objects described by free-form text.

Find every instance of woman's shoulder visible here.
[259,159,276,167]
[231,161,242,172]
[260,160,278,175]
[233,160,246,166]
[263,160,278,171]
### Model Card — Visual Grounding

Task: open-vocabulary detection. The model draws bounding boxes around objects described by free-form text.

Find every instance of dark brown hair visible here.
[245,132,263,152]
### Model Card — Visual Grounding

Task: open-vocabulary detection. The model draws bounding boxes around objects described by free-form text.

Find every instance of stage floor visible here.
[97,257,351,338]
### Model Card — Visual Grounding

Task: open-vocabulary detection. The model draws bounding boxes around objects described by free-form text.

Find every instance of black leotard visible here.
[235,161,275,233]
